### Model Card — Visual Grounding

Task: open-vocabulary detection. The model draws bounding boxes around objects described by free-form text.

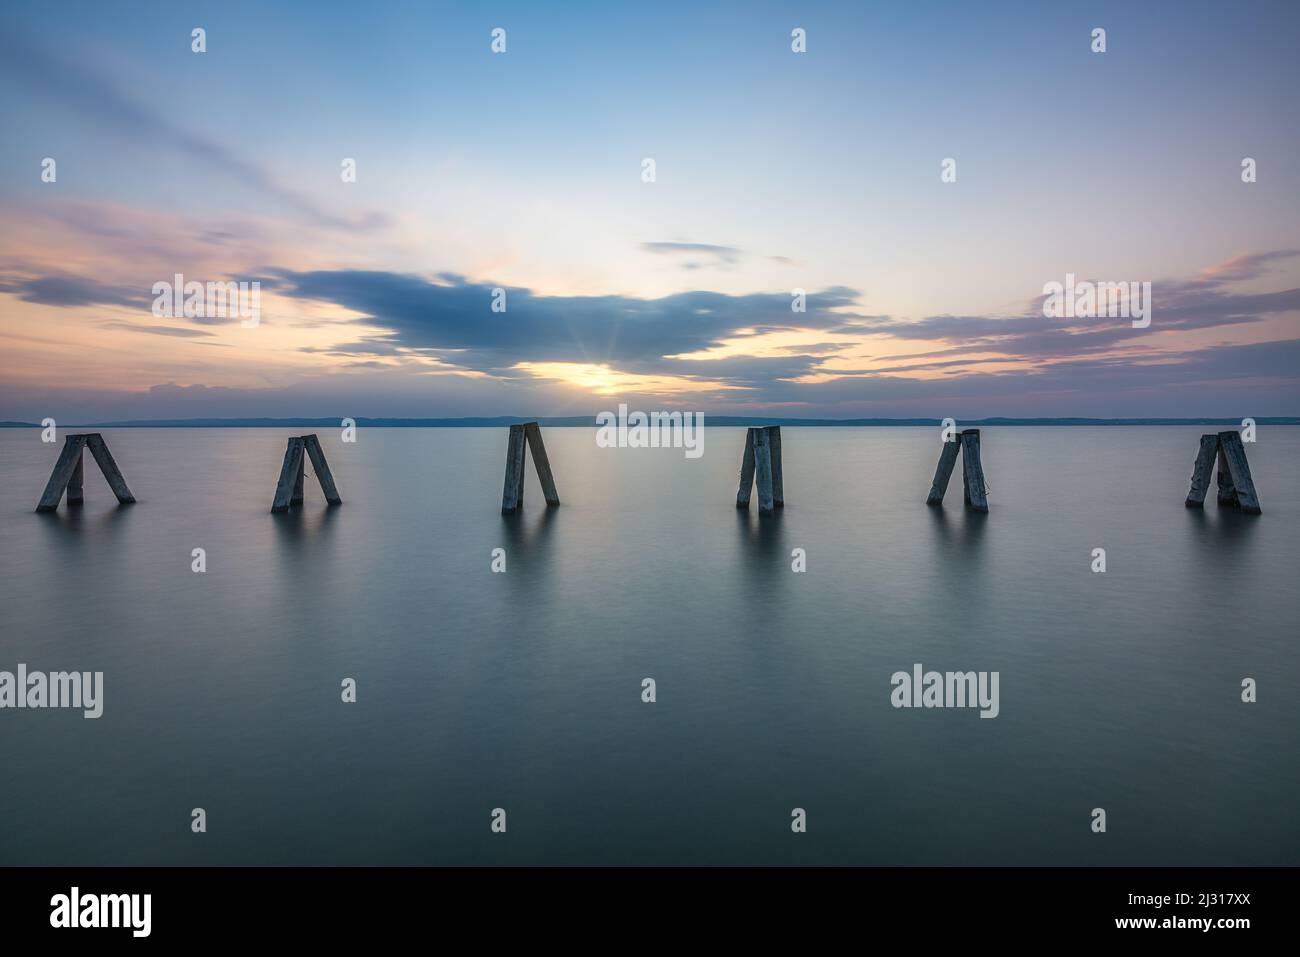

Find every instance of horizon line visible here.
[4,416,1296,429]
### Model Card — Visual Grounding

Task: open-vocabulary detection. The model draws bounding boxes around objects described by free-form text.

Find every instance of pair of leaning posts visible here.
[34,425,1263,517]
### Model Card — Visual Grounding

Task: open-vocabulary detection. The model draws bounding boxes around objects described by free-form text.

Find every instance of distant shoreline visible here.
[3,416,1297,428]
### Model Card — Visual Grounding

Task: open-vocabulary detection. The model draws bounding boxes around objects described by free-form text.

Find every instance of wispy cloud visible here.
[0,31,386,233]
[640,241,742,269]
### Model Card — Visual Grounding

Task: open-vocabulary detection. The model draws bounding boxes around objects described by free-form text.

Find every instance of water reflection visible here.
[925,503,987,553]
[734,506,788,571]
[1183,504,1261,548]
[271,502,341,553]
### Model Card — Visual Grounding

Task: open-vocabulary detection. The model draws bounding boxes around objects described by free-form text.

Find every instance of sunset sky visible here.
[1,0,1298,421]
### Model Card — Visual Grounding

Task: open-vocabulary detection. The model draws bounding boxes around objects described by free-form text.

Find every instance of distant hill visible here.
[3,416,1297,428]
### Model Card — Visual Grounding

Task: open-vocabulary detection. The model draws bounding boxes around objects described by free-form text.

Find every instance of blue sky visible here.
[1,0,1298,420]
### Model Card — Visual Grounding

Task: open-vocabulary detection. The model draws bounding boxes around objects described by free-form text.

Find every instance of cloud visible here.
[271,269,864,377]
[0,31,385,233]
[4,250,1298,418]
[641,241,742,269]
[0,273,146,308]
[99,321,216,338]
[1198,250,1300,282]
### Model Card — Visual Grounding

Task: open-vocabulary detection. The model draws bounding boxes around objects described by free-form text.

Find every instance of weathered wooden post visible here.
[735,428,757,509]
[271,434,341,513]
[524,422,560,507]
[767,425,784,508]
[1215,445,1238,507]
[960,429,988,512]
[926,438,962,506]
[36,433,135,512]
[1185,433,1218,508]
[85,434,135,505]
[1215,430,1261,514]
[501,421,560,514]
[66,444,85,506]
[1184,431,1261,514]
[735,426,783,513]
[925,428,988,511]
[290,444,306,506]
[752,427,776,516]
[303,434,343,506]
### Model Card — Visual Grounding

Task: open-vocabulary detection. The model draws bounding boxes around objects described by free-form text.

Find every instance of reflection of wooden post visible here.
[1185,433,1218,508]
[36,433,135,512]
[753,427,775,515]
[735,428,757,509]
[926,438,961,506]
[1216,430,1261,514]
[501,424,528,514]
[524,422,560,506]
[960,429,988,513]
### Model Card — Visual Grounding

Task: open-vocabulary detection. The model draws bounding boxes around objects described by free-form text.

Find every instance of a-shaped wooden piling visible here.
[736,425,783,514]
[501,422,560,514]
[271,434,341,513]
[36,433,135,512]
[1185,431,1261,514]
[926,428,987,511]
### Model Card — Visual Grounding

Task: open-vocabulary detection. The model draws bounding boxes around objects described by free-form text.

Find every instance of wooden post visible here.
[1215,446,1238,507]
[735,428,757,508]
[926,438,962,506]
[523,422,560,506]
[291,447,305,506]
[302,434,343,505]
[271,437,306,513]
[501,424,528,514]
[753,426,776,515]
[960,429,988,513]
[766,425,784,507]
[35,435,88,512]
[1216,430,1261,514]
[66,446,85,506]
[1185,433,1219,508]
[85,434,136,504]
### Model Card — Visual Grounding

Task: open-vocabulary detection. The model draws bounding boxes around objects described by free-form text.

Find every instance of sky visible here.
[1,0,1298,421]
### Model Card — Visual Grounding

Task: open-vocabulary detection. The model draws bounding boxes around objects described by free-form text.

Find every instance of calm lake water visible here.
[1,426,1297,865]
